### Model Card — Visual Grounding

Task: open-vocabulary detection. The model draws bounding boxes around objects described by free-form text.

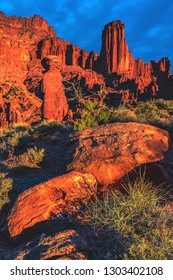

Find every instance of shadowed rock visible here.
[8,230,89,260]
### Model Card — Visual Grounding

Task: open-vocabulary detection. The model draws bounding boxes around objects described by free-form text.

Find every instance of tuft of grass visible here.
[0,172,13,210]
[84,174,173,260]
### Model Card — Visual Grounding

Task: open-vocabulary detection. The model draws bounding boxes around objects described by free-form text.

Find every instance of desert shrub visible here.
[0,128,9,138]
[34,119,64,135]
[84,174,173,260]
[134,101,173,130]
[97,110,111,125]
[74,99,113,130]
[113,107,138,123]
[0,172,13,210]
[7,132,20,148]
[84,100,96,112]
[136,102,158,114]
[154,99,173,110]
[10,123,28,130]
[6,130,29,149]
[74,112,98,130]
[19,146,45,168]
[74,100,99,130]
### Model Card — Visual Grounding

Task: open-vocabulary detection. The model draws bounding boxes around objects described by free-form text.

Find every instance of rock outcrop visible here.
[100,20,131,74]
[99,20,171,95]
[66,123,169,188]
[10,230,89,260]
[42,56,69,120]
[7,171,97,237]
[0,12,173,128]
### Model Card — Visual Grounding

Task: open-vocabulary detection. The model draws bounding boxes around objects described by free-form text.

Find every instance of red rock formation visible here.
[0,12,55,127]
[100,20,131,74]
[99,21,172,97]
[42,56,68,120]
[66,123,169,189]
[61,65,105,90]
[0,12,172,128]
[7,171,97,237]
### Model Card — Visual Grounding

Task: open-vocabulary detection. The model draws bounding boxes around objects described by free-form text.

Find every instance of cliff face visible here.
[99,20,171,95]
[100,21,131,74]
[0,12,56,125]
[0,12,172,127]
[37,37,100,71]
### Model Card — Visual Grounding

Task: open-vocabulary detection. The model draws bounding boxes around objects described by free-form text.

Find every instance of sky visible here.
[0,0,173,67]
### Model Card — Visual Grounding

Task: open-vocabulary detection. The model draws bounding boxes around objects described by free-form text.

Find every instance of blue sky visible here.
[0,0,173,67]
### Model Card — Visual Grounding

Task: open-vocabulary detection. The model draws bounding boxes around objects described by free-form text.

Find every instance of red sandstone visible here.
[0,12,172,127]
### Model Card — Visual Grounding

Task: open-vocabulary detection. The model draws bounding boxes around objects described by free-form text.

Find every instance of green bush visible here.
[84,174,173,260]
[154,99,173,110]
[73,93,173,131]
[19,146,45,168]
[97,110,111,125]
[6,129,29,149]
[0,172,13,210]
[136,102,158,114]
[74,112,98,130]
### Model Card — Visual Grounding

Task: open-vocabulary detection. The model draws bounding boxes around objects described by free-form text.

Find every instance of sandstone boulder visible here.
[66,123,169,188]
[7,171,97,237]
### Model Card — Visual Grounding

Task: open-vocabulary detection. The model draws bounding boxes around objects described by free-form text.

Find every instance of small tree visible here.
[64,80,112,130]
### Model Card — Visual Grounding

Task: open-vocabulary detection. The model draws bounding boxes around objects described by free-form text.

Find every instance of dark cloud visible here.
[0,0,173,67]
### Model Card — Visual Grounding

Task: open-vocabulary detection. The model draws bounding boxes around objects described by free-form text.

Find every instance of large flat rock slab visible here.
[66,123,169,188]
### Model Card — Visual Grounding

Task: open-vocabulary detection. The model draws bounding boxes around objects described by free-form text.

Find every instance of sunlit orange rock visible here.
[66,123,169,188]
[0,12,172,127]
[99,21,172,96]
[7,171,97,237]
[100,20,131,74]
[42,56,68,120]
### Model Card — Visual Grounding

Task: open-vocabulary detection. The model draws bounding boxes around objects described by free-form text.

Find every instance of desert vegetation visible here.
[64,80,173,131]
[0,172,12,211]
[74,97,173,131]
[0,120,67,169]
[0,85,172,260]
[84,173,173,259]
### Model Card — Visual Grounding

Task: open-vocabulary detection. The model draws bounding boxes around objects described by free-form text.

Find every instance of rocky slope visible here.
[0,122,171,260]
[0,12,173,128]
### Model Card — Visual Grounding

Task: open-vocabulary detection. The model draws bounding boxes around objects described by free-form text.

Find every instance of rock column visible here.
[42,55,68,120]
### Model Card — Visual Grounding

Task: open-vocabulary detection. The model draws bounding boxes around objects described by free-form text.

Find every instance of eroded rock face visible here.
[12,230,89,260]
[99,21,172,96]
[100,21,130,74]
[7,171,97,237]
[66,123,169,188]
[0,12,173,128]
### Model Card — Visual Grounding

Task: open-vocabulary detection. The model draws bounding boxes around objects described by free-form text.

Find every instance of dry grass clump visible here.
[84,174,173,259]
